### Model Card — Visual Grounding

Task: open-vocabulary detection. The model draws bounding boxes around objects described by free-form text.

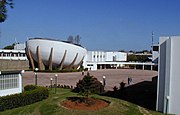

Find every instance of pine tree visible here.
[74,72,104,98]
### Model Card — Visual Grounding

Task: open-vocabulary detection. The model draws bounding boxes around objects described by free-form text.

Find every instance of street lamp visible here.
[50,78,53,89]
[55,74,58,94]
[34,68,38,85]
[103,76,106,86]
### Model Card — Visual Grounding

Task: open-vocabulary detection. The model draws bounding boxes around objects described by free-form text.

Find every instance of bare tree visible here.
[67,35,81,45]
[67,35,74,43]
[74,35,80,45]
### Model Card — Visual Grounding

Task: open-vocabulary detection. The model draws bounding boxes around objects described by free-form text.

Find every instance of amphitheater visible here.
[26,38,87,70]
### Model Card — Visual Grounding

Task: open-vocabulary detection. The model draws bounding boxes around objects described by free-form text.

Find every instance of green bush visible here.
[73,72,104,97]
[24,85,38,91]
[127,54,151,62]
[0,85,49,111]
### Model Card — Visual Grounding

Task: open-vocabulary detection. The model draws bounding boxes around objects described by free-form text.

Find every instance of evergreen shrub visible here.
[0,85,49,111]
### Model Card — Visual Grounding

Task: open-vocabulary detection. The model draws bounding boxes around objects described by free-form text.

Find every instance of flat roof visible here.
[0,70,23,75]
[0,49,25,53]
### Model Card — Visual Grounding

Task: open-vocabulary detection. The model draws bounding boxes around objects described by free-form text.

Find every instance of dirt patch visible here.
[61,97,110,110]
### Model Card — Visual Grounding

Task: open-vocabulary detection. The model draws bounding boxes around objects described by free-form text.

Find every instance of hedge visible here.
[0,85,49,111]
[24,85,38,91]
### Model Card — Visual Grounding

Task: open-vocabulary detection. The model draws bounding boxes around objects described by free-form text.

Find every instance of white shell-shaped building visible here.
[26,38,87,70]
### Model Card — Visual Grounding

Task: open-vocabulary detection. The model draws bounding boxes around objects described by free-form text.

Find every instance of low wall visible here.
[0,59,29,71]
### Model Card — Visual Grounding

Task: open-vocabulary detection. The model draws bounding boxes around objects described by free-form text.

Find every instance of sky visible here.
[0,0,180,51]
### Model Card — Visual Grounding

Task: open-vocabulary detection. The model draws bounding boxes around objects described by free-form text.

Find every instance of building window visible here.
[20,53,24,57]
[3,53,6,57]
[14,53,17,57]
[0,74,19,90]
[87,64,93,66]
[153,46,159,51]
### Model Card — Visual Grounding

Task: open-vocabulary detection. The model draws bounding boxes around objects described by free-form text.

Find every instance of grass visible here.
[0,88,164,115]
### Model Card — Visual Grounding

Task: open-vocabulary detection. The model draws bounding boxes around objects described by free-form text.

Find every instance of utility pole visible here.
[0,27,1,48]
[151,31,154,52]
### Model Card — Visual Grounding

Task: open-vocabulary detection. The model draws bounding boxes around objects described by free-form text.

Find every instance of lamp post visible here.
[50,78,53,89]
[34,68,38,85]
[166,96,170,114]
[55,74,58,94]
[103,76,106,86]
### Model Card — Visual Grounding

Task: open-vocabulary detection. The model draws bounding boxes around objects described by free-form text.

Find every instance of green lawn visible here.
[0,88,164,115]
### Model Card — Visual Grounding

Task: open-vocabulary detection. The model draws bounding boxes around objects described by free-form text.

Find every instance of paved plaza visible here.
[22,69,158,91]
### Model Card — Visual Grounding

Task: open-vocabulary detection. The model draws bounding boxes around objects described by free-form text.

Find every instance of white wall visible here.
[83,51,127,70]
[0,73,22,97]
[157,37,169,112]
[0,88,22,97]
[86,51,127,62]
[157,36,180,114]
[115,52,127,61]
[168,37,180,114]
[105,52,113,61]
[14,43,26,50]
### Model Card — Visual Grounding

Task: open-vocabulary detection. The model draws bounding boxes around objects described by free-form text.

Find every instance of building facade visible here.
[83,51,127,70]
[26,38,87,70]
[0,49,29,71]
[152,44,159,64]
[0,70,23,97]
[14,43,26,50]
[156,36,180,114]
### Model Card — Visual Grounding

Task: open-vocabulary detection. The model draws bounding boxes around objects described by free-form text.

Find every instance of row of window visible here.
[0,74,19,90]
[87,64,93,66]
[93,55,105,58]
[0,53,26,57]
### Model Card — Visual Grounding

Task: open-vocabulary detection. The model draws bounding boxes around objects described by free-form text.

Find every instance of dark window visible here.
[153,46,159,51]
[87,64,93,66]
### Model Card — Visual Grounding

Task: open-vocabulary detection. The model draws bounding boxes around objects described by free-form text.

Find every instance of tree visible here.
[74,35,80,45]
[0,0,14,23]
[3,43,15,49]
[73,72,104,97]
[127,54,138,62]
[67,35,74,43]
[127,54,151,62]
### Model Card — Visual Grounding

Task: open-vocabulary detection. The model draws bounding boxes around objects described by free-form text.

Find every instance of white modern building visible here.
[0,49,27,60]
[14,43,26,50]
[83,51,127,70]
[0,70,23,97]
[26,38,87,70]
[156,36,180,114]
[152,44,159,64]
[0,47,29,70]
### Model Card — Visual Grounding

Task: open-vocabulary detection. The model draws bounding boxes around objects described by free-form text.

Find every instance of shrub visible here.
[0,85,49,111]
[24,85,38,91]
[73,72,104,97]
